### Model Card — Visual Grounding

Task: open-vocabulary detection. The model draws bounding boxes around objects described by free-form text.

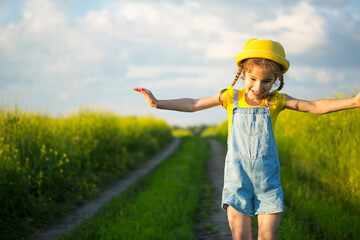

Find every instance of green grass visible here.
[278,156,360,239]
[59,136,210,240]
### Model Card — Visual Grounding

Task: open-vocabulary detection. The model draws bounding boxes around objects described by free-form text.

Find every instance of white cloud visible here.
[22,0,66,33]
[125,65,181,79]
[286,65,314,82]
[316,69,331,83]
[337,73,345,82]
[255,1,326,54]
[0,0,329,91]
[0,0,247,91]
[58,90,75,100]
[0,0,106,91]
[78,1,252,60]
[288,66,346,86]
[0,23,16,51]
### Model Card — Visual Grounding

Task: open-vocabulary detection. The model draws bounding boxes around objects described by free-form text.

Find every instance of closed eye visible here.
[263,80,273,84]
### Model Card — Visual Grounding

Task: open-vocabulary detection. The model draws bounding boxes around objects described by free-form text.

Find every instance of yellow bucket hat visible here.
[235,38,290,73]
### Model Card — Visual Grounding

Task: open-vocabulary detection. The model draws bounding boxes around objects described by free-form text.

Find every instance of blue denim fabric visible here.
[222,90,284,216]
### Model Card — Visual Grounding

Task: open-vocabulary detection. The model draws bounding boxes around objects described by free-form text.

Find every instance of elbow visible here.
[188,106,198,112]
[308,101,327,115]
[308,108,325,115]
[187,99,199,112]
[309,108,328,115]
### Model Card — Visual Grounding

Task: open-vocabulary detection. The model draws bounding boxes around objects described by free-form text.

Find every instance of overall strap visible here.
[234,89,239,107]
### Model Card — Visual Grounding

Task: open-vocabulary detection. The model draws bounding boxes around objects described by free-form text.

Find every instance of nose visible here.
[254,81,261,92]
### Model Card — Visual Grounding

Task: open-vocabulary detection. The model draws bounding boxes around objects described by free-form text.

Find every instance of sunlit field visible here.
[0,106,172,240]
[203,93,360,239]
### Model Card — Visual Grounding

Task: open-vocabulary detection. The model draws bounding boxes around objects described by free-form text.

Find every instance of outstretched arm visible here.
[285,92,360,114]
[133,88,223,112]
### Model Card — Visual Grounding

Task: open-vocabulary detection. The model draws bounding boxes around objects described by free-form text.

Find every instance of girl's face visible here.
[243,65,276,104]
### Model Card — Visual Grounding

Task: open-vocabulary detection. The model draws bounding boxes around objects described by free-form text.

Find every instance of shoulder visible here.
[269,90,286,110]
[221,86,235,108]
[238,88,245,97]
[274,90,286,101]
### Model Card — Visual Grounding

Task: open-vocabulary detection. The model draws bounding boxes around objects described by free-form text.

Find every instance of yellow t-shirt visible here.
[222,86,286,136]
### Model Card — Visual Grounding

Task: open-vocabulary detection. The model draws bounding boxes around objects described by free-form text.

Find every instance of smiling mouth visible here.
[251,89,262,96]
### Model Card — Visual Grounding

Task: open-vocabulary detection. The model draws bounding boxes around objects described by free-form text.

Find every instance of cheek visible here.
[261,83,273,91]
[243,80,250,88]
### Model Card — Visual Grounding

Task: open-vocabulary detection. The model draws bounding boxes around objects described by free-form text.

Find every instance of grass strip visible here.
[58,136,210,240]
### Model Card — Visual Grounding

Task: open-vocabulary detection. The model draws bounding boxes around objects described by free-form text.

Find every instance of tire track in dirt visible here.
[196,138,233,240]
[29,139,181,240]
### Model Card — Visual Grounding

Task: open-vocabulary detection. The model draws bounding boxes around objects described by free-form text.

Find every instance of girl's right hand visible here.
[133,88,159,108]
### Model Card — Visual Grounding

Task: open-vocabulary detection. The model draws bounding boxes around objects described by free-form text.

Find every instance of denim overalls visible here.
[221,90,284,216]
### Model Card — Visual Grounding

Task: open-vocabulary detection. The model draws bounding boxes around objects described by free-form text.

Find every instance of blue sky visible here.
[1,0,359,126]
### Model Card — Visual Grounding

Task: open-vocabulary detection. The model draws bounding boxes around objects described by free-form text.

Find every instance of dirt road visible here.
[196,138,233,240]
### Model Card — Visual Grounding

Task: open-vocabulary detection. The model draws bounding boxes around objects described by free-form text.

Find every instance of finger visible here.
[133,88,145,92]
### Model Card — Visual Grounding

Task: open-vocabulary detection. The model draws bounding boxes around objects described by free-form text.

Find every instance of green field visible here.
[0,107,173,240]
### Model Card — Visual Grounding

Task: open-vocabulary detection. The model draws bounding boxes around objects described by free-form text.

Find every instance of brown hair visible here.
[218,58,285,102]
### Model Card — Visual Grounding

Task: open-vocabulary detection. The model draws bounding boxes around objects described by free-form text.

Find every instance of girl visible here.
[133,38,360,240]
